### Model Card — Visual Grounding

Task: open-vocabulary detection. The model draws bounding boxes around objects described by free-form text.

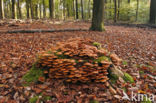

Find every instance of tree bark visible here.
[73,0,75,19]
[30,0,34,19]
[11,0,15,19]
[88,0,91,19]
[109,0,112,17]
[90,0,105,31]
[81,0,84,20]
[35,5,38,19]
[63,0,66,20]
[26,0,30,19]
[114,0,117,22]
[43,0,46,18]
[39,3,42,19]
[0,0,4,19]
[75,0,79,19]
[117,0,120,20]
[49,0,54,19]
[149,0,156,24]
[136,0,139,21]
[17,0,22,19]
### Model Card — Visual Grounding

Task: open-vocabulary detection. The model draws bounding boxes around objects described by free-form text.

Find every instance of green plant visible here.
[93,42,101,49]
[94,56,111,63]
[107,69,119,84]
[29,96,39,103]
[122,61,128,66]
[139,71,144,75]
[90,100,99,103]
[22,64,44,85]
[43,96,52,101]
[123,73,134,83]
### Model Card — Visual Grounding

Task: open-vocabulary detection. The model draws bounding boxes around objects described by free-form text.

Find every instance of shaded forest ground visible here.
[0,21,155,102]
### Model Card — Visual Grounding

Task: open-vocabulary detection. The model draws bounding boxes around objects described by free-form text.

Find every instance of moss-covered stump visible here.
[23,38,133,84]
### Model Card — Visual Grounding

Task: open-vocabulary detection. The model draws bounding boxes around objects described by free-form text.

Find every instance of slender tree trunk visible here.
[90,0,105,31]
[117,0,120,20]
[75,0,79,19]
[0,0,4,19]
[135,0,139,21]
[49,0,54,19]
[149,0,156,24]
[127,0,130,20]
[6,2,9,18]
[114,0,117,22]
[11,0,15,19]
[39,3,42,18]
[67,3,70,17]
[81,0,84,20]
[109,0,112,17]
[17,0,22,19]
[88,0,91,19]
[30,0,34,19]
[35,5,38,19]
[43,0,46,18]
[26,0,30,19]
[73,0,75,19]
[63,0,66,20]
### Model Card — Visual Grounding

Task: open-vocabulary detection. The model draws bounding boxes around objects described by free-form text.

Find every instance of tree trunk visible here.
[127,0,130,20]
[6,2,9,18]
[63,0,66,20]
[88,0,91,19]
[26,0,30,19]
[0,0,4,19]
[75,0,79,19]
[114,0,117,22]
[67,3,70,17]
[39,3,42,19]
[90,0,105,31]
[30,0,34,19]
[81,0,84,20]
[35,5,38,19]
[109,0,112,17]
[117,0,120,20]
[135,0,139,21]
[149,0,156,24]
[73,0,75,19]
[17,0,22,19]
[49,0,54,19]
[11,0,15,19]
[43,0,46,18]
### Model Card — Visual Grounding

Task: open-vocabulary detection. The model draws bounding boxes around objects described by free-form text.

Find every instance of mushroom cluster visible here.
[36,38,122,83]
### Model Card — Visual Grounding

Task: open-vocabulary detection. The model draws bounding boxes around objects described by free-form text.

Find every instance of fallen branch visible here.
[0,28,88,34]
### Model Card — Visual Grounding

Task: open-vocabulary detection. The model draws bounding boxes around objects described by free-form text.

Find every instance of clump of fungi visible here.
[35,38,123,83]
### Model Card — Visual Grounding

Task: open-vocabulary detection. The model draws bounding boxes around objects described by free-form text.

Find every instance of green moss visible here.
[90,100,99,103]
[122,61,128,66]
[139,70,144,75]
[107,69,119,84]
[141,96,152,103]
[94,56,111,63]
[93,42,101,49]
[123,73,134,83]
[43,96,51,101]
[46,50,53,54]
[122,87,127,92]
[29,96,39,103]
[22,64,44,85]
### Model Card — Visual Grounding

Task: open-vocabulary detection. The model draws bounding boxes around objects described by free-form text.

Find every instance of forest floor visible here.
[0,20,155,102]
